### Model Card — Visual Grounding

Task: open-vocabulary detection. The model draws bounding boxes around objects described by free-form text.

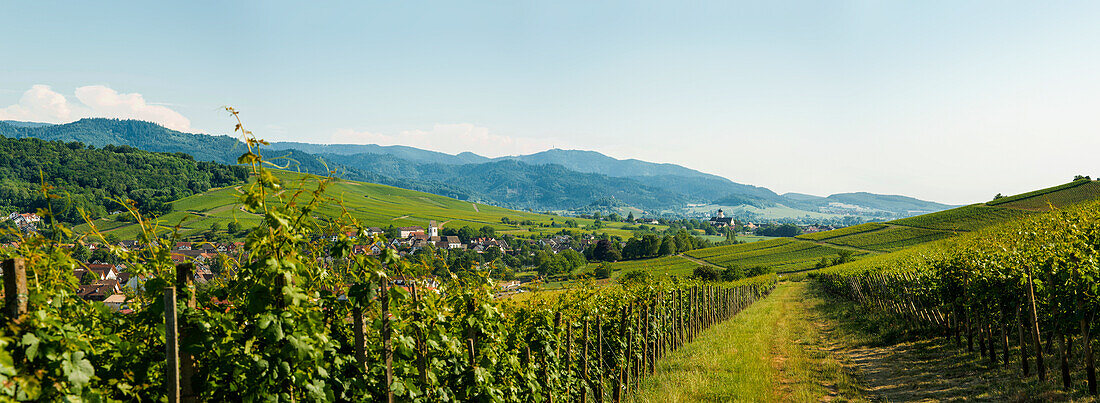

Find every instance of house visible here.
[103,294,127,311]
[7,212,42,231]
[77,280,122,301]
[366,227,383,237]
[174,242,192,251]
[77,263,119,283]
[398,226,425,238]
[444,236,462,249]
[428,221,439,237]
[709,209,734,228]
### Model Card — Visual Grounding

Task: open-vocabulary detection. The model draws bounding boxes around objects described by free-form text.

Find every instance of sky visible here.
[2,1,1099,205]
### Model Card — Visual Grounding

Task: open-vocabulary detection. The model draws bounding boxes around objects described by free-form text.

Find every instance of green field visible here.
[820,225,955,252]
[606,255,701,277]
[74,170,665,240]
[888,204,1033,232]
[685,238,869,273]
[796,223,886,241]
[992,180,1100,211]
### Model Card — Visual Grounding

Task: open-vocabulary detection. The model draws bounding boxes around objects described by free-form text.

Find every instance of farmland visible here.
[887,204,1034,231]
[605,255,701,277]
[817,225,954,252]
[991,179,1100,210]
[685,238,870,273]
[73,169,665,239]
[796,222,886,241]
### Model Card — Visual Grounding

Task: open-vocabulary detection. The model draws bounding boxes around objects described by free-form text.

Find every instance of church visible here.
[709,209,734,228]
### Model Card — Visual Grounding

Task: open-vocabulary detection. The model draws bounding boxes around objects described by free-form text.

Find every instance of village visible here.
[2,210,843,312]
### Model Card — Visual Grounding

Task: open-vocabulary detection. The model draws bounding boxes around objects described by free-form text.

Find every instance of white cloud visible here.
[331,123,556,157]
[0,85,192,131]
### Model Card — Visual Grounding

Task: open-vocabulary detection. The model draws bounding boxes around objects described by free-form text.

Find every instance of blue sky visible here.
[3,1,1099,204]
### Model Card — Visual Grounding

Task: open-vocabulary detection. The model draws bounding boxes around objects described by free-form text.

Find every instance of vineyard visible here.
[991,180,1100,211]
[0,117,778,401]
[819,225,955,252]
[604,256,700,278]
[795,223,886,241]
[888,204,1035,232]
[685,238,868,273]
[814,196,1100,396]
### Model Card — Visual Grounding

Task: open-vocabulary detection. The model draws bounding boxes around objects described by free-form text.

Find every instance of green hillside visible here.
[618,178,1100,275]
[685,238,870,273]
[74,169,659,240]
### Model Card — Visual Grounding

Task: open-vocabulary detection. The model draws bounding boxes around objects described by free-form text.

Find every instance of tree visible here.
[457,226,477,243]
[746,265,773,277]
[478,225,496,238]
[593,240,621,262]
[560,249,587,271]
[657,236,675,256]
[384,225,400,239]
[71,243,90,262]
[626,211,635,222]
[693,265,720,281]
[721,264,745,281]
[227,221,241,235]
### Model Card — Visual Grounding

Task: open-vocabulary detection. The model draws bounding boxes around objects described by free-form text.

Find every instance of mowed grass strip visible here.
[629,282,863,403]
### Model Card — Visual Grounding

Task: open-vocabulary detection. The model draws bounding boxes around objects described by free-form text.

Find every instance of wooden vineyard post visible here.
[1001,318,1010,369]
[676,289,684,349]
[174,264,197,402]
[353,304,368,369]
[643,303,651,376]
[988,317,997,365]
[631,304,639,390]
[3,258,27,319]
[164,287,180,403]
[582,319,590,403]
[555,312,563,359]
[410,282,429,392]
[381,278,394,403]
[597,317,605,403]
[1019,305,1030,377]
[614,305,627,403]
[1060,333,1071,390]
[1080,297,1097,395]
[1027,266,1046,381]
[566,321,574,399]
[467,338,477,391]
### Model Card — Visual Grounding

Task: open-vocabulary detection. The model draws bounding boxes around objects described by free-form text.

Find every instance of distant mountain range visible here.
[0,118,957,219]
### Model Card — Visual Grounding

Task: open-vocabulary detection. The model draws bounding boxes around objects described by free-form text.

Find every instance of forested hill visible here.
[0,135,248,222]
[0,119,956,217]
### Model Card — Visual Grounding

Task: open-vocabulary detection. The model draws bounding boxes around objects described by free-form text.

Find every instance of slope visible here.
[671,178,1100,274]
[73,169,658,240]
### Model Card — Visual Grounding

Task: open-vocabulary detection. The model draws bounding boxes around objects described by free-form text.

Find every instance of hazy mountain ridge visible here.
[0,119,957,218]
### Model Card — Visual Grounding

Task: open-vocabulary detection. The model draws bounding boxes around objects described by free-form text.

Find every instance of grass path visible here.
[631,280,1097,402]
[630,281,862,402]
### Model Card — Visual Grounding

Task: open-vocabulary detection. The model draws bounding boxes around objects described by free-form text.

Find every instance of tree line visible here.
[0,136,248,222]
